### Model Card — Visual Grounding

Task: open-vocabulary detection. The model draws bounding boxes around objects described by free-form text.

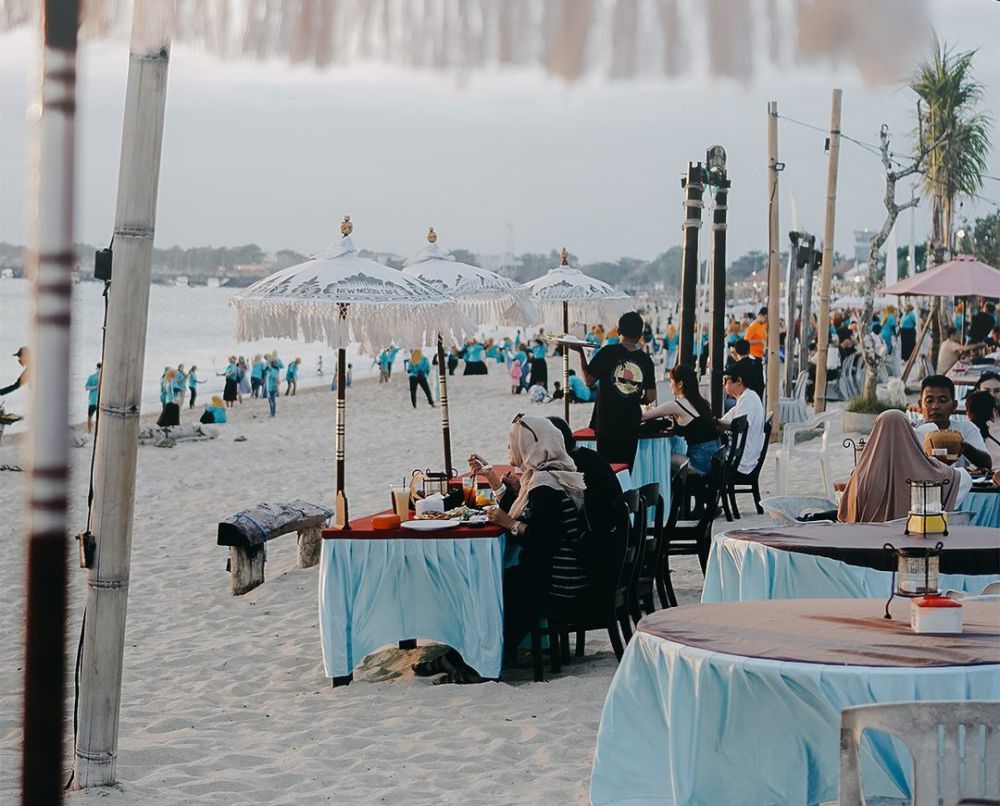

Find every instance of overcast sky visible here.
[1,1,997,264]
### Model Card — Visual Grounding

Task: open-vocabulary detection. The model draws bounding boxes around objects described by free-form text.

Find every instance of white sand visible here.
[0,366,856,804]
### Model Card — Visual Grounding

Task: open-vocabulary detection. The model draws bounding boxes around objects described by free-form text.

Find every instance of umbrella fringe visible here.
[232,297,468,354]
[532,299,634,331]
[458,292,540,329]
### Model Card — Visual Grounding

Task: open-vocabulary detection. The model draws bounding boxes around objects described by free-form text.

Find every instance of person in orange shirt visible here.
[744,307,768,360]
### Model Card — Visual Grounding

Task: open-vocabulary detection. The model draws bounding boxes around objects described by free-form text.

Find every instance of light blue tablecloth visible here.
[577,435,679,511]
[702,532,1000,603]
[590,629,1000,805]
[319,534,505,679]
[966,490,1000,528]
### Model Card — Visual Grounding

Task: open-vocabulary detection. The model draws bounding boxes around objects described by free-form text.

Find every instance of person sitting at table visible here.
[915,375,992,471]
[640,364,720,474]
[839,409,965,523]
[423,416,589,682]
[717,363,765,477]
[724,339,764,401]
[937,327,982,375]
[966,390,1000,468]
[546,415,622,540]
[566,369,592,403]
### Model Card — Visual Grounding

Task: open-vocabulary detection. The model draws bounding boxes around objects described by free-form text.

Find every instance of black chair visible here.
[658,447,727,608]
[530,490,641,681]
[727,415,773,517]
[720,415,748,521]
[629,482,664,623]
[654,462,688,609]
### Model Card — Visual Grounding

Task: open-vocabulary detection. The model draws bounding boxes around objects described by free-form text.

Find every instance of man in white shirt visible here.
[718,363,766,475]
[914,375,992,471]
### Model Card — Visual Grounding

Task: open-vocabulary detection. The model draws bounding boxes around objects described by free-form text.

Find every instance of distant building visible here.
[479,252,522,278]
[854,230,874,265]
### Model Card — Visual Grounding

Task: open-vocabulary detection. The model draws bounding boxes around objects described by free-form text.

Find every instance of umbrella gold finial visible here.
[340,215,353,237]
[427,227,437,244]
[560,246,569,266]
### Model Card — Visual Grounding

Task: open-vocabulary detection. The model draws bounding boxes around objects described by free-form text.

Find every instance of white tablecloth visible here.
[319,534,505,679]
[591,621,1000,805]
[702,531,1000,603]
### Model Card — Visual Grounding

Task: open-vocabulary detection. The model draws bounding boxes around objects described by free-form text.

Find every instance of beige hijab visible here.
[838,409,961,523]
[507,415,586,519]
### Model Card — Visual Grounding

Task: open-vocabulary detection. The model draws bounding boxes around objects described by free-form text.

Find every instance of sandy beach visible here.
[0,366,855,804]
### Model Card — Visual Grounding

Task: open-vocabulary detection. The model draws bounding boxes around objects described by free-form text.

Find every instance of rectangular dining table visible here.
[319,512,505,683]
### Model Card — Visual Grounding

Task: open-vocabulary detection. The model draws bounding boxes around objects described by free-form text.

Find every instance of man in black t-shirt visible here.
[573,311,657,468]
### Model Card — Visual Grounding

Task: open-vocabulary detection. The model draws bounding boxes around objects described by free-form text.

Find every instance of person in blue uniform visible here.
[250,354,265,398]
[85,362,101,433]
[462,339,488,375]
[406,349,434,408]
[529,339,548,389]
[187,365,205,408]
[266,354,284,416]
[200,394,228,424]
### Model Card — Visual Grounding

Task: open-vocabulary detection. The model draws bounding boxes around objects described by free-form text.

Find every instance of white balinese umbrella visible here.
[232,216,466,528]
[402,227,538,474]
[525,248,634,420]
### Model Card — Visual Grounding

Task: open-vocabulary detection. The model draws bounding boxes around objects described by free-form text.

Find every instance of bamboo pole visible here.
[563,301,570,422]
[436,335,453,476]
[765,102,781,436]
[813,88,842,413]
[335,346,350,528]
[73,1,170,788]
[21,2,80,801]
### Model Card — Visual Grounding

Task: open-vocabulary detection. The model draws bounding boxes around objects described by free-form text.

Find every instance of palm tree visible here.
[910,39,992,361]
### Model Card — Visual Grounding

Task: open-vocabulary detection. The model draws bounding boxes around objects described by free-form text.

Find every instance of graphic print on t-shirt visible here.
[611,359,645,396]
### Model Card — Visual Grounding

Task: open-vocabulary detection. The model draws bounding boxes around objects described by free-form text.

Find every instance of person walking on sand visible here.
[510,358,522,395]
[285,357,301,396]
[406,349,434,408]
[250,354,265,398]
[158,367,172,414]
[85,362,101,433]
[237,356,251,401]
[265,354,282,416]
[0,346,30,398]
[187,365,205,408]
[172,364,187,404]
[221,355,239,408]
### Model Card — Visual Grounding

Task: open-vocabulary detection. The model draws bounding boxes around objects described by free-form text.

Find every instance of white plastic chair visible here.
[779,370,810,425]
[760,495,838,525]
[771,409,839,497]
[837,700,1000,806]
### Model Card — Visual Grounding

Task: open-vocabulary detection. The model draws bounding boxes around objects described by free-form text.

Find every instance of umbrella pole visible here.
[335,347,350,529]
[436,335,453,476]
[563,301,570,422]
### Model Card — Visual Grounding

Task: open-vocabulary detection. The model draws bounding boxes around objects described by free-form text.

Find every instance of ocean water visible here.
[0,278,375,429]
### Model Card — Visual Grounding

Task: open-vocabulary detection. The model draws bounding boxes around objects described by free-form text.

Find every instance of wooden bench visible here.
[217,500,332,595]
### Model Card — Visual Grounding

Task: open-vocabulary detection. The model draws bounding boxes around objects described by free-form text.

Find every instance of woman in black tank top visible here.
[641,364,721,473]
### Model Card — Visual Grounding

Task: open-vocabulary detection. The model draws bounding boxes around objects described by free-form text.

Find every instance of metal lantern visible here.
[882,541,944,619]
[413,468,453,499]
[904,478,950,537]
[843,436,867,467]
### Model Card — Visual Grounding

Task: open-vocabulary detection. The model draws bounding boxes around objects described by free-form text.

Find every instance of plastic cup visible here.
[391,487,409,519]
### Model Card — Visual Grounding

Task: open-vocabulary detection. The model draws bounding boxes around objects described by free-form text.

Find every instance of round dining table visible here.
[964,483,1000,528]
[702,521,1000,603]
[590,598,1000,806]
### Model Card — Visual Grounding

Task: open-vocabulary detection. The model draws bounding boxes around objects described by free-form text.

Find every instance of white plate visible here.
[461,516,489,526]
[401,519,461,532]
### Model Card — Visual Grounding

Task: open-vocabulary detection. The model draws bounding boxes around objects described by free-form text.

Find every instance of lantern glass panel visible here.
[898,552,940,596]
[909,482,943,515]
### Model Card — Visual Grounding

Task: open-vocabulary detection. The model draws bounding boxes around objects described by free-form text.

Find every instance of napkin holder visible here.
[910,595,963,634]
[415,494,445,517]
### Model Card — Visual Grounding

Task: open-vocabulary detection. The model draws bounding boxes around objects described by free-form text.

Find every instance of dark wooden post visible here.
[678,162,704,367]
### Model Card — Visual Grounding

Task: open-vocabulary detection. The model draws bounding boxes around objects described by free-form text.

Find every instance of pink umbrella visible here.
[882,254,999,297]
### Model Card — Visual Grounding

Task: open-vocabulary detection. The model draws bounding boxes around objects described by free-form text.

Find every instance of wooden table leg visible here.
[331,673,353,688]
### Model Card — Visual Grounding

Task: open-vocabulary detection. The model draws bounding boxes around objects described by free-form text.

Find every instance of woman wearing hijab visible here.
[838,409,967,523]
[414,415,590,684]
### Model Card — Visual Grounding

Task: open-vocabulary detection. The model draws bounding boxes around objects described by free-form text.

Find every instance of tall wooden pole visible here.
[813,88,842,413]
[708,165,729,418]
[21,2,80,801]
[798,247,818,377]
[73,1,170,788]
[436,335,453,476]
[563,301,570,422]
[678,162,704,367]
[335,346,350,529]
[766,102,782,434]
[784,236,799,395]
